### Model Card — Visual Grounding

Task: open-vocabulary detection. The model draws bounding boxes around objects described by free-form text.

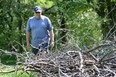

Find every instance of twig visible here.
[78,51,84,73]
[104,66,116,76]
[102,56,116,62]
[86,43,115,53]
[99,49,116,63]
[89,52,99,62]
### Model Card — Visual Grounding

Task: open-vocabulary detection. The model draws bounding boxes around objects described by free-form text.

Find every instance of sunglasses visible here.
[35,12,40,13]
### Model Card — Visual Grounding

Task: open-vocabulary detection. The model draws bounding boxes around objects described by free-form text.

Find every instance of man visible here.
[26,6,54,56]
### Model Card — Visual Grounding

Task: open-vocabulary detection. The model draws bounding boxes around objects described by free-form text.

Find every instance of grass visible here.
[0,72,34,77]
[0,65,35,77]
[0,70,35,77]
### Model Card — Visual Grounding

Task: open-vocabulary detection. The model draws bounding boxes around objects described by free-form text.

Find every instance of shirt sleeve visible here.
[47,17,53,31]
[26,19,31,32]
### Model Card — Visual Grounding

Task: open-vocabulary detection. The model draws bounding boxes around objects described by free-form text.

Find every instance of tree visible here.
[87,0,116,41]
[0,0,34,52]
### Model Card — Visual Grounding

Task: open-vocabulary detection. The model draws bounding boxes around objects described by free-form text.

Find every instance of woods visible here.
[0,0,116,50]
[0,0,116,77]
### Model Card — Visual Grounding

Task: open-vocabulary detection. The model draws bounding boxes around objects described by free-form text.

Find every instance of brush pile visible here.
[0,42,116,77]
[23,43,116,77]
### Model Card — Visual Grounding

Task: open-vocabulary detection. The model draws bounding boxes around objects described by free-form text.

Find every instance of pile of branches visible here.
[0,42,116,77]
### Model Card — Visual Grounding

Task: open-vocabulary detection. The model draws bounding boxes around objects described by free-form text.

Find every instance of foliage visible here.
[86,0,116,40]
[46,0,102,48]
[0,0,115,50]
[0,0,34,50]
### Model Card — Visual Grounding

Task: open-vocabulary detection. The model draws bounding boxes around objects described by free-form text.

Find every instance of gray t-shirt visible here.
[26,15,53,48]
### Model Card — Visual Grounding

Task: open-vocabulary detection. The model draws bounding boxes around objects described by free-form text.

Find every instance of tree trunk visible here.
[17,0,23,53]
[60,17,67,44]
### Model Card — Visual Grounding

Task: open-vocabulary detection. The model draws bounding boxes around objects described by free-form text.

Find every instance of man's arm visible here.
[49,30,54,48]
[26,32,31,48]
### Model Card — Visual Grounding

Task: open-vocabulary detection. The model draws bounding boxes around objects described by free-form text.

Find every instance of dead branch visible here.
[0,42,116,77]
[86,42,116,53]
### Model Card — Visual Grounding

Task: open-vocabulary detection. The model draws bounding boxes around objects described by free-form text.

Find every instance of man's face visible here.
[35,12,41,18]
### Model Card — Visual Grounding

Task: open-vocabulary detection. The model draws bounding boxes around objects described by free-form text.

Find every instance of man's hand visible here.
[50,41,54,48]
[49,30,54,48]
[26,43,31,49]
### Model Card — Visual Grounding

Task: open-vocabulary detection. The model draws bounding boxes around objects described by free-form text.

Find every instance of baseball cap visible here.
[34,6,42,12]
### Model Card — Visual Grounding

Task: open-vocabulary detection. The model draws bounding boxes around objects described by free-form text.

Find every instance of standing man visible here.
[26,6,54,55]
